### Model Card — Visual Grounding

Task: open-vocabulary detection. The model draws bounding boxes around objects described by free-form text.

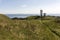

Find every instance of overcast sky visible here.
[0,0,60,14]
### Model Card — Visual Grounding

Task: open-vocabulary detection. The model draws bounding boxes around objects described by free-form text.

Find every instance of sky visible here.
[0,0,60,14]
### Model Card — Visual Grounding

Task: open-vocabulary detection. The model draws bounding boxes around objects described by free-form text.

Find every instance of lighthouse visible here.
[40,10,43,19]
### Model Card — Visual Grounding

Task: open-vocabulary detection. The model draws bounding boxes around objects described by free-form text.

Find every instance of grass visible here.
[0,14,60,40]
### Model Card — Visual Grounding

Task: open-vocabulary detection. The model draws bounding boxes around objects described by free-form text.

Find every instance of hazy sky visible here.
[0,0,60,14]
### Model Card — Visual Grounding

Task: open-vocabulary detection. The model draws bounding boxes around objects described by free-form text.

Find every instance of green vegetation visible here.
[0,14,60,40]
[26,16,40,20]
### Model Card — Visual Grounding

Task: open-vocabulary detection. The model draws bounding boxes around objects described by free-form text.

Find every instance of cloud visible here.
[1,1,60,14]
[21,4,27,8]
[0,8,40,14]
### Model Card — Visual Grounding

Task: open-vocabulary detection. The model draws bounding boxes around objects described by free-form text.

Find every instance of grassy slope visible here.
[0,14,60,40]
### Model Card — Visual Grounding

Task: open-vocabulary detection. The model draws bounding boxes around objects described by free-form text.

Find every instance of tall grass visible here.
[0,14,60,40]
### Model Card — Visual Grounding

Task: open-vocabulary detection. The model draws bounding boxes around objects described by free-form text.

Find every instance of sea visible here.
[5,14,39,18]
[5,14,60,18]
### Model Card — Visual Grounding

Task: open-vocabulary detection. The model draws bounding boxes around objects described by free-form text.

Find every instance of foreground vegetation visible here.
[0,14,60,40]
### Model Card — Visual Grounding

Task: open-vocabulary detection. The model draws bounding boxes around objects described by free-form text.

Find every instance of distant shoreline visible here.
[4,14,60,18]
[5,14,39,18]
